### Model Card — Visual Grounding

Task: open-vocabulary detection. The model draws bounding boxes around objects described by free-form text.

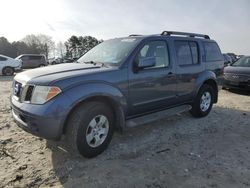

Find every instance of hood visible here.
[14,63,109,85]
[224,66,250,75]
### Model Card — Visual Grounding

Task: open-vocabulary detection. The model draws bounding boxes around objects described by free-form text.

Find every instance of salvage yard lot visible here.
[0,76,250,188]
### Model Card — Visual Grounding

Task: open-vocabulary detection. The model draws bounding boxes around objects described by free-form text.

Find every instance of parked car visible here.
[15,54,47,69]
[49,58,63,65]
[11,31,224,158]
[63,58,74,63]
[223,56,250,90]
[223,54,233,66]
[0,54,22,76]
[227,53,237,62]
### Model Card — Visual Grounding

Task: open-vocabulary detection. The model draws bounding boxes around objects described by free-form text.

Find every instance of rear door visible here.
[128,39,177,116]
[174,39,204,102]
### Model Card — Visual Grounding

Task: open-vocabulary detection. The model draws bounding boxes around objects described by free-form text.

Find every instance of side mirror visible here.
[137,57,156,69]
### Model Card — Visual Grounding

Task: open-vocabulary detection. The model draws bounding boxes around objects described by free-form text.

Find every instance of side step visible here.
[126,105,192,128]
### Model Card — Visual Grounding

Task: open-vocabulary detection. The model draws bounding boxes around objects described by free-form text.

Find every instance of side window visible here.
[21,56,28,61]
[175,41,192,65]
[29,56,42,60]
[0,56,7,61]
[175,41,199,66]
[135,41,169,69]
[204,42,223,62]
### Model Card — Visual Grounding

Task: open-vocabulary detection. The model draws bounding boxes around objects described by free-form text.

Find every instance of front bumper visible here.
[11,106,61,140]
[223,80,250,90]
[11,96,69,140]
[14,67,22,73]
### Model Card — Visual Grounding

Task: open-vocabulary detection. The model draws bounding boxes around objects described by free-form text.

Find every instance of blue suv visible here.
[11,31,224,158]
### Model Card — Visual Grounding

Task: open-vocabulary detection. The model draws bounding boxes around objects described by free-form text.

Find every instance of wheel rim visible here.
[85,115,109,148]
[39,64,45,67]
[200,91,211,112]
[4,68,13,76]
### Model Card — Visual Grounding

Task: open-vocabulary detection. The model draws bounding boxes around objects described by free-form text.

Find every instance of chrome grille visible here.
[13,80,34,102]
[224,73,250,82]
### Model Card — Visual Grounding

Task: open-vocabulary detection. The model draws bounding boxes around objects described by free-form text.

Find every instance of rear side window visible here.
[204,42,223,62]
[175,41,199,66]
[29,56,42,60]
[0,56,7,61]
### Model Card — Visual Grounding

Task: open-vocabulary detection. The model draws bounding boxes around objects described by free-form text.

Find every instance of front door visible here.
[128,40,177,116]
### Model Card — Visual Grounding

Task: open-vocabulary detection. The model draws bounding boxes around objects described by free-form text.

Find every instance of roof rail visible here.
[161,31,210,39]
[129,34,142,37]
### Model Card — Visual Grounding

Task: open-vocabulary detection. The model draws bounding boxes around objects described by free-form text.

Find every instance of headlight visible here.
[31,86,61,104]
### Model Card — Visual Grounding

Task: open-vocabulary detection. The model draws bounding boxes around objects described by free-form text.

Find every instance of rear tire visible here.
[2,67,14,76]
[190,84,214,118]
[65,102,115,158]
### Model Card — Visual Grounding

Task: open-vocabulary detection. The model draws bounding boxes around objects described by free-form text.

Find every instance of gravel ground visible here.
[0,76,250,188]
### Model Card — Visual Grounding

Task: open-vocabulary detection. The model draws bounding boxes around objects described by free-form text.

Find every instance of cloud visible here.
[0,0,249,54]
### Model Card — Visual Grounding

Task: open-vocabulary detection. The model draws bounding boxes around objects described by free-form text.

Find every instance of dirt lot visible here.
[0,76,250,188]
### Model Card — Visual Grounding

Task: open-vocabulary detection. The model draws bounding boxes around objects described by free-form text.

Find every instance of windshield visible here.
[232,56,250,67]
[78,38,140,65]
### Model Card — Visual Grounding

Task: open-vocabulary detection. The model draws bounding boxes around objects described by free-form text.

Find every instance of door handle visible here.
[168,72,173,75]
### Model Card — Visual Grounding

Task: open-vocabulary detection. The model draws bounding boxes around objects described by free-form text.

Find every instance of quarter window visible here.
[204,42,223,62]
[135,41,170,69]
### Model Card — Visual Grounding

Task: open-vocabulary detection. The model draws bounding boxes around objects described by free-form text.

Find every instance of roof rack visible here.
[161,31,210,39]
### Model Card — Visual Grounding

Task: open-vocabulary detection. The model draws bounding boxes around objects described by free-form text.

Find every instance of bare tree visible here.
[22,34,55,59]
[56,41,66,58]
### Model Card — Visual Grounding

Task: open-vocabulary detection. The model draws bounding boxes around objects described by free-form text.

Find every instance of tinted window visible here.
[204,42,222,61]
[29,56,43,60]
[0,56,7,61]
[136,41,169,68]
[175,41,192,65]
[175,41,199,66]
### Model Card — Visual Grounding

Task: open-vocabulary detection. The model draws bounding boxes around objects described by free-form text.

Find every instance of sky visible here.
[0,0,249,54]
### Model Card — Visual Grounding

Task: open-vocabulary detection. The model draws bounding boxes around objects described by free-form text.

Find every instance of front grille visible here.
[24,86,34,101]
[13,80,34,102]
[224,73,250,82]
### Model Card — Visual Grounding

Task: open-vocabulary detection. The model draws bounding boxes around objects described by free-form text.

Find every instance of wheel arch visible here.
[62,95,126,135]
[197,78,218,103]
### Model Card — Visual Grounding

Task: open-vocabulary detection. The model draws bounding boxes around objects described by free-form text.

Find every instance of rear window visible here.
[204,42,223,62]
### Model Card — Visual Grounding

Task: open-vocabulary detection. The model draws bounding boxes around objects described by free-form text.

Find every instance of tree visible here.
[65,35,102,58]
[22,34,55,59]
[56,41,66,58]
[0,37,17,57]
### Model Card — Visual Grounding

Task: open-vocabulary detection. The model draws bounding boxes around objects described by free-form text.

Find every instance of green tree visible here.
[0,37,16,57]
[65,35,102,58]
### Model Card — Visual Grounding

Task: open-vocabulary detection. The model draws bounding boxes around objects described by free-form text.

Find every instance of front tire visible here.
[65,102,114,158]
[2,67,14,76]
[190,84,214,118]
